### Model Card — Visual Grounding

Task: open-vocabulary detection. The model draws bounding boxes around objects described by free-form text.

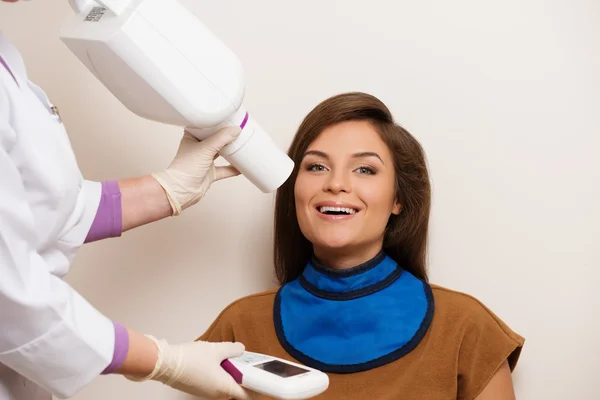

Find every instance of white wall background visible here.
[1,1,599,399]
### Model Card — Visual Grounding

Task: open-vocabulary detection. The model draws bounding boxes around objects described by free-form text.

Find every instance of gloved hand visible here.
[126,336,254,400]
[152,126,242,216]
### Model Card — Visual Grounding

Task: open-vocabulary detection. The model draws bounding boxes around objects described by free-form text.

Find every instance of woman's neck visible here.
[313,244,384,270]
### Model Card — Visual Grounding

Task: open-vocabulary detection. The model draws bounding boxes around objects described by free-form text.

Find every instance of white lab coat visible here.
[0,33,115,399]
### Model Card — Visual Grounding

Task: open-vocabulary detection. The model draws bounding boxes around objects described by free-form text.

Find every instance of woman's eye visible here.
[307,163,327,172]
[356,166,375,175]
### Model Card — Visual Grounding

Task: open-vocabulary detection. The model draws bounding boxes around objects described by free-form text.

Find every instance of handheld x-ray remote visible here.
[221,352,329,399]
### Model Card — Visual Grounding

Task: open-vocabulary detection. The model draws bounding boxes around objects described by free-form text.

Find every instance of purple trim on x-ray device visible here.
[0,54,18,86]
[221,360,244,384]
[240,112,249,130]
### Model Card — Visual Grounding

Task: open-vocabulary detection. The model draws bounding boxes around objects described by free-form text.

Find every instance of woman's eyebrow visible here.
[303,150,329,159]
[352,151,384,164]
[303,150,384,164]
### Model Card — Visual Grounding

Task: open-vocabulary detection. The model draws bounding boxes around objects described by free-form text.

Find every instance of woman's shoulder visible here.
[218,288,279,316]
[196,288,279,342]
[430,283,509,318]
[430,283,523,335]
[428,283,525,369]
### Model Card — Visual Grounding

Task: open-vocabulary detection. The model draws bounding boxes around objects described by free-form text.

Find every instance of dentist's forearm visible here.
[115,328,160,377]
[101,323,158,377]
[118,175,173,232]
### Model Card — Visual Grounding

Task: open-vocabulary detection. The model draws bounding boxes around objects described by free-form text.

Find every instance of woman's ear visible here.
[392,201,401,215]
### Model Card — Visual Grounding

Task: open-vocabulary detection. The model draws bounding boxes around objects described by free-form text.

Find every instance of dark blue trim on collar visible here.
[299,251,402,300]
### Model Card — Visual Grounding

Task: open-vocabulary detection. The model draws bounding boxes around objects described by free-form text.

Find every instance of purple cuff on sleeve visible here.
[101,322,130,375]
[85,180,123,243]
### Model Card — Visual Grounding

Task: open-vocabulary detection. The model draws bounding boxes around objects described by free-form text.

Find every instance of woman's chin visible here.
[313,237,355,253]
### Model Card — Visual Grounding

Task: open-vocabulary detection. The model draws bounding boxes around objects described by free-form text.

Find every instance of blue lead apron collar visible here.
[274,251,434,374]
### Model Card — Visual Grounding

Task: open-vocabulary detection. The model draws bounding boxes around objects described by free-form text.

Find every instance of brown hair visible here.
[273,92,431,284]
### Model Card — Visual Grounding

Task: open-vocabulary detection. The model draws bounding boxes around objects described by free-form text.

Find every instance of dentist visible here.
[0,2,252,400]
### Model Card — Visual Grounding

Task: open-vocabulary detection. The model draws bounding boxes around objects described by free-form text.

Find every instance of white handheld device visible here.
[59,0,294,193]
[221,352,329,400]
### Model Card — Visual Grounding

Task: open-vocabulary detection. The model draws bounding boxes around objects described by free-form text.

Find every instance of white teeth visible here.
[318,206,357,215]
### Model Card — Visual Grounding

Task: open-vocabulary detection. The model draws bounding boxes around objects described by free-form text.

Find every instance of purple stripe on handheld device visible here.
[240,112,249,130]
[221,359,244,384]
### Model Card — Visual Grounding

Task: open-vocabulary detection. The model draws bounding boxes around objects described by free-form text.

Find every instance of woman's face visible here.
[294,120,401,265]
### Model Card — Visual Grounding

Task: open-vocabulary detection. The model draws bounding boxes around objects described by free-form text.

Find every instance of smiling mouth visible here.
[317,206,359,215]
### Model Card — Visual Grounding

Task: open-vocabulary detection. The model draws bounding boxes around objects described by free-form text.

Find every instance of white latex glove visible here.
[127,336,253,400]
[152,126,241,216]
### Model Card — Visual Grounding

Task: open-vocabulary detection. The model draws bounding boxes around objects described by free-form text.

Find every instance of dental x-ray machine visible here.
[60,0,294,193]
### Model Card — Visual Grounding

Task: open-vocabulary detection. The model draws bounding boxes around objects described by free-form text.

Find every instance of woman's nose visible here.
[323,170,351,194]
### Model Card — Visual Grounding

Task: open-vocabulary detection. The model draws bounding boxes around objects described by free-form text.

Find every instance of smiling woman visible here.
[291,119,404,276]
[197,92,525,400]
